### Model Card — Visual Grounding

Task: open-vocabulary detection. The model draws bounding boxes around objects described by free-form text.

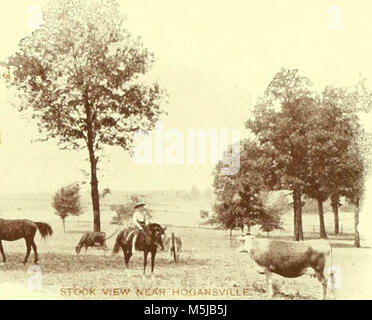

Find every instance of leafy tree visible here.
[340,126,371,247]
[247,68,316,240]
[213,139,278,235]
[52,183,82,232]
[260,206,283,236]
[321,83,372,239]
[5,0,165,231]
[304,82,372,239]
[300,96,345,238]
[302,95,354,238]
[343,140,368,247]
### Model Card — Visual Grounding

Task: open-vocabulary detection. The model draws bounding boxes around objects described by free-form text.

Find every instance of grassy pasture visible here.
[0,215,371,300]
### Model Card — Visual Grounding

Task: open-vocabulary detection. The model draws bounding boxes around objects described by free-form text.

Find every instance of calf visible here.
[238,234,331,299]
[75,232,107,254]
[164,232,182,263]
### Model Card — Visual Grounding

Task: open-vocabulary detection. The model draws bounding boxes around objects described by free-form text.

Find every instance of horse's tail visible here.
[35,222,53,239]
[112,232,123,254]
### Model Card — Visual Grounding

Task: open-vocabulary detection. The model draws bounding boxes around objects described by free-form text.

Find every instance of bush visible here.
[52,183,82,232]
[200,210,209,219]
[110,194,152,225]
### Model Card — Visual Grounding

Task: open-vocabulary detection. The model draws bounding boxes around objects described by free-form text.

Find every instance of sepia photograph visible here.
[0,0,372,301]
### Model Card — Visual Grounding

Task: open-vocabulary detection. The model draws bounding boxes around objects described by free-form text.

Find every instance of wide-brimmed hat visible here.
[134,202,146,209]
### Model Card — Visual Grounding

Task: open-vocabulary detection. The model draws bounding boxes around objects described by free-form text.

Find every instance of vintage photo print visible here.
[0,0,371,300]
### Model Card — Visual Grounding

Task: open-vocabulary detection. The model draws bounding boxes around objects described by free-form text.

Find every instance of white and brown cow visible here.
[238,234,331,299]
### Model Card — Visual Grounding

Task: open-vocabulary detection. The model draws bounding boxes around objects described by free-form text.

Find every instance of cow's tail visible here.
[35,222,53,239]
[112,232,123,254]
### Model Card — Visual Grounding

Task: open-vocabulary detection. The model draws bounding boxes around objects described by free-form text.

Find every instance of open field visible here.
[0,214,371,300]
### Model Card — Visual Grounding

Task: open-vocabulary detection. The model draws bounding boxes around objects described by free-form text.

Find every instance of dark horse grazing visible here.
[112,223,166,275]
[0,219,53,264]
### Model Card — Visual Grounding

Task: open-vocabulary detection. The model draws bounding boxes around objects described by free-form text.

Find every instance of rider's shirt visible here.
[132,210,148,228]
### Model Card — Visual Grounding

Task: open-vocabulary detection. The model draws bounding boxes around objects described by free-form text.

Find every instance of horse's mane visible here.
[148,223,162,228]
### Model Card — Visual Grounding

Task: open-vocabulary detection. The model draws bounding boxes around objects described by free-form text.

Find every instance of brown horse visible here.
[0,219,53,264]
[112,223,166,275]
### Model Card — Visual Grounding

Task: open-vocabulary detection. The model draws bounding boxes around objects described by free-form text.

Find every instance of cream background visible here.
[0,0,372,299]
[1,0,372,193]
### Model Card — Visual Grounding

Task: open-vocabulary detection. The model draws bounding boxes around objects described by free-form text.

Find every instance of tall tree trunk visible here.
[89,155,101,232]
[293,187,304,241]
[85,96,101,232]
[331,193,340,235]
[317,198,327,239]
[62,217,66,233]
[354,199,360,248]
[297,191,304,240]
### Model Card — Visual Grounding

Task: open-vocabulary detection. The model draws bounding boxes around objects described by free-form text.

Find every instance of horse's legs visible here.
[31,240,38,264]
[124,246,132,269]
[0,240,6,263]
[132,234,138,253]
[150,250,156,275]
[23,239,32,265]
[123,246,132,276]
[143,251,148,275]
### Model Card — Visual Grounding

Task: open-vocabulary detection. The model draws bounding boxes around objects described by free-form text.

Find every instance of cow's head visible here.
[237,233,255,253]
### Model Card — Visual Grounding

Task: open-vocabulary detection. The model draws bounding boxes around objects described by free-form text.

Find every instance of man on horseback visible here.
[131,202,150,253]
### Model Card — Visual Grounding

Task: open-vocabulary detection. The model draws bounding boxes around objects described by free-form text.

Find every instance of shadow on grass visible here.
[0,251,209,274]
[251,280,317,300]
[274,290,315,300]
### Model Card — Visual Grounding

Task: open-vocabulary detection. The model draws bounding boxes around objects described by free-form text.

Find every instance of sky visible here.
[1,0,372,195]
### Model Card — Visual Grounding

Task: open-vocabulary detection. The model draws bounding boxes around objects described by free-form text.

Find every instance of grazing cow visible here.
[164,232,182,263]
[238,234,331,299]
[75,232,108,254]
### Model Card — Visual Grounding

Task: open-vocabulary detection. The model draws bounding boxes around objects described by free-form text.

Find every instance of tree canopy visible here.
[244,68,371,242]
[52,183,82,232]
[213,139,281,232]
[5,0,166,231]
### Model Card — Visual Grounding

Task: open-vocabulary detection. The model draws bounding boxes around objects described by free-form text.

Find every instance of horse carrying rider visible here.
[131,202,150,253]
